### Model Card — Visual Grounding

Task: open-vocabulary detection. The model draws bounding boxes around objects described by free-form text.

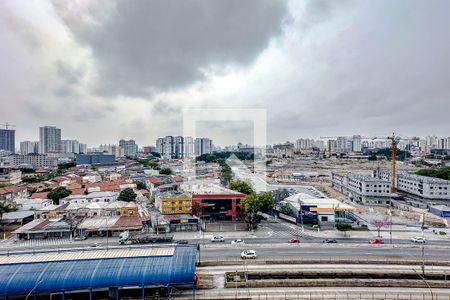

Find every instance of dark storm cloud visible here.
[57,0,288,97]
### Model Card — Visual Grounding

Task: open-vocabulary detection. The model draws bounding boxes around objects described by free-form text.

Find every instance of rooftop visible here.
[0,246,197,296]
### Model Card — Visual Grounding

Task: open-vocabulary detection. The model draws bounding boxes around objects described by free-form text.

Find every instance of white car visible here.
[231,239,245,245]
[211,236,225,243]
[241,250,257,259]
[411,237,426,243]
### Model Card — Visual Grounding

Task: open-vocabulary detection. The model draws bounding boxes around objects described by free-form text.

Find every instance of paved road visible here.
[199,244,450,260]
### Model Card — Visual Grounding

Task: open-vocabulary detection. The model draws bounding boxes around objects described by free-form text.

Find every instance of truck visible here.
[118,231,174,245]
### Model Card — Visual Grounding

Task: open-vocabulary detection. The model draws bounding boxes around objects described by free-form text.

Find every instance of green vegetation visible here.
[279,203,295,217]
[416,166,450,180]
[45,172,56,181]
[47,187,72,205]
[19,167,35,174]
[150,152,161,158]
[134,180,146,190]
[21,176,39,183]
[159,167,173,175]
[57,162,76,175]
[0,201,16,218]
[370,148,411,161]
[241,192,274,229]
[196,152,254,164]
[0,183,9,188]
[136,158,159,168]
[196,152,254,185]
[118,187,137,202]
[229,180,255,195]
[335,223,352,237]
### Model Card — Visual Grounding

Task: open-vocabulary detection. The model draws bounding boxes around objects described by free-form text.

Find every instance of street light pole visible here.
[412,268,433,300]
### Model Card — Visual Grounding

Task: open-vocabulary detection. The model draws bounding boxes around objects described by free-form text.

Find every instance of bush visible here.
[439,231,447,235]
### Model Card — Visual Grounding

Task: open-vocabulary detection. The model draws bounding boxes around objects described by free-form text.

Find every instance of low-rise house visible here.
[0,185,28,203]
[14,198,52,210]
[0,167,22,185]
[60,191,118,205]
[13,217,71,239]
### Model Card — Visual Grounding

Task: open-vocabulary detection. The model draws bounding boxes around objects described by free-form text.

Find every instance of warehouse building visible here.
[0,246,197,299]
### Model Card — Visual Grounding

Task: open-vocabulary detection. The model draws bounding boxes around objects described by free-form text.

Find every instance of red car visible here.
[288,238,301,243]
[368,238,384,244]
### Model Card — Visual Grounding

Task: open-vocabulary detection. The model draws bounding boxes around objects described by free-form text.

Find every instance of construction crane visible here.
[387,133,401,193]
[0,122,16,130]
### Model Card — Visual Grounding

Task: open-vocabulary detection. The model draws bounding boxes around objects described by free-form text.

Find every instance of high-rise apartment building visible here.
[99,144,125,158]
[119,139,138,157]
[20,141,39,155]
[39,126,61,154]
[352,135,362,152]
[195,138,212,157]
[156,136,208,159]
[61,140,80,154]
[0,129,15,153]
[79,143,87,154]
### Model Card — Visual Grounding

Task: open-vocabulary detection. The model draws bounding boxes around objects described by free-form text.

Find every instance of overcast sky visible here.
[1,0,450,147]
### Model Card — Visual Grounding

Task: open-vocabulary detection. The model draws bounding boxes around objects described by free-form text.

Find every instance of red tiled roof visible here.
[32,219,51,230]
[172,176,183,183]
[148,176,163,184]
[111,216,142,230]
[69,188,86,195]
[31,192,48,199]
[0,185,27,195]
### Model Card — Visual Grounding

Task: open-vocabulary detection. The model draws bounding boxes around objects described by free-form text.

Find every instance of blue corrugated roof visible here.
[0,246,197,296]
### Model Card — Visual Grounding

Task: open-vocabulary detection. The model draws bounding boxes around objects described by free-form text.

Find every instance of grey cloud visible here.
[55,0,288,97]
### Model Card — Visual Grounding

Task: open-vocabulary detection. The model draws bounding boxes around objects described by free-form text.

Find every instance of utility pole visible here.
[421,212,426,278]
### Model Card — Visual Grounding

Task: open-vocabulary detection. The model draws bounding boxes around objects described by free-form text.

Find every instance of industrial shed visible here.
[429,205,450,218]
[0,246,197,299]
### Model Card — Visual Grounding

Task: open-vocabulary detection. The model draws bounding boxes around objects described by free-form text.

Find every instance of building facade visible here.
[156,136,205,159]
[119,139,138,157]
[373,169,450,201]
[20,141,39,155]
[9,154,58,168]
[75,153,116,165]
[0,129,15,153]
[39,126,61,154]
[331,172,391,205]
[61,140,80,154]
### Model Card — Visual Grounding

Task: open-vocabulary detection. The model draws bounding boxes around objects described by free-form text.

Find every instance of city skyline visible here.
[2,1,450,146]
[3,123,450,150]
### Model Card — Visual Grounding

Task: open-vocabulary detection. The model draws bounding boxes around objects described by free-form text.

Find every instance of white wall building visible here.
[20,141,39,155]
[61,140,80,154]
[331,172,391,205]
[60,191,118,205]
[39,126,61,154]
[374,169,450,201]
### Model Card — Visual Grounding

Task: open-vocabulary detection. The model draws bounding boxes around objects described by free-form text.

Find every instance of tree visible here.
[134,180,146,190]
[159,167,172,175]
[118,188,137,202]
[241,192,274,229]
[0,201,16,237]
[47,187,72,205]
[229,180,255,195]
[150,152,161,158]
[370,217,393,237]
[57,162,77,175]
[0,201,15,220]
[280,203,295,217]
[336,223,352,237]
[21,176,38,184]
